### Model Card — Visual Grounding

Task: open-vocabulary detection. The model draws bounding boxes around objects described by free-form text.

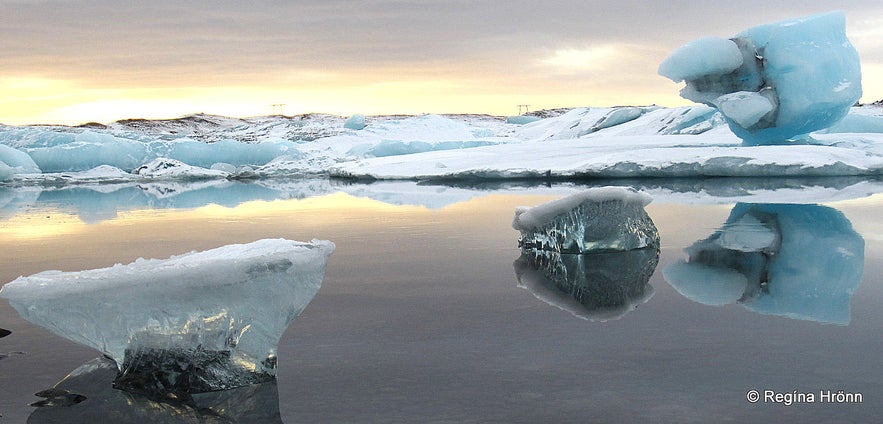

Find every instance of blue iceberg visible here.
[659,11,862,145]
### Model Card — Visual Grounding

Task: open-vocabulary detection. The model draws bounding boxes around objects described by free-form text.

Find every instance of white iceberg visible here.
[0,238,335,393]
[513,187,658,253]
[659,11,862,145]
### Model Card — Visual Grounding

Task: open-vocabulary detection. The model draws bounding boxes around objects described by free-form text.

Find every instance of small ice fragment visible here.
[513,187,659,253]
[344,114,367,130]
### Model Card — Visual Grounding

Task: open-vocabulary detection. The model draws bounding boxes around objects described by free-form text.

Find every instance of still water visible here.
[0,180,881,423]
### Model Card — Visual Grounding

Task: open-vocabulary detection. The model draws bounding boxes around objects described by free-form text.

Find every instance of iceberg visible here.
[0,238,335,394]
[344,114,367,130]
[513,187,659,253]
[514,248,658,321]
[659,11,863,145]
[513,187,659,321]
[663,204,864,324]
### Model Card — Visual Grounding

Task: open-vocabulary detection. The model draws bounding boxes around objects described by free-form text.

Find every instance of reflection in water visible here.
[515,248,658,321]
[1,239,333,394]
[513,188,660,321]
[664,203,865,325]
[28,357,282,423]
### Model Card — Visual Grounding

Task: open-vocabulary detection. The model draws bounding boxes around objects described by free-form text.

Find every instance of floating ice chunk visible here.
[658,37,744,82]
[134,158,229,180]
[0,144,41,175]
[25,130,151,172]
[659,12,862,145]
[514,248,657,321]
[0,238,334,393]
[663,204,864,324]
[0,162,13,181]
[513,187,659,253]
[344,114,367,130]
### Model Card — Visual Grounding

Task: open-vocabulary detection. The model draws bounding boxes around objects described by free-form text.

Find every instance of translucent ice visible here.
[659,12,862,145]
[663,204,864,324]
[344,114,367,130]
[513,187,659,253]
[514,248,657,321]
[0,238,335,393]
[0,144,41,180]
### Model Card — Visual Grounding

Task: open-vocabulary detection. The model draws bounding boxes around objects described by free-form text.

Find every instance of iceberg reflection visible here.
[663,203,864,324]
[28,357,282,423]
[515,249,658,321]
[0,238,334,394]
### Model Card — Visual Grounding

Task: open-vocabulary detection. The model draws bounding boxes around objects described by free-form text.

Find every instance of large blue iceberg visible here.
[659,11,862,145]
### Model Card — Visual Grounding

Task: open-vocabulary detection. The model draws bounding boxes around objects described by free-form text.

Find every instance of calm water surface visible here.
[0,182,881,423]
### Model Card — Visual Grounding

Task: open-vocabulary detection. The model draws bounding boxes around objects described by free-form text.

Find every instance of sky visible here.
[2,0,882,125]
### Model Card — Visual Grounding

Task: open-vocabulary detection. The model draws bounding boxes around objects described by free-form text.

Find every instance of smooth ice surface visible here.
[0,238,335,393]
[663,204,864,324]
[513,187,659,253]
[659,11,862,145]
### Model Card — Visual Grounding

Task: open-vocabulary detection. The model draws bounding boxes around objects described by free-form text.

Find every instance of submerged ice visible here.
[663,204,864,324]
[659,11,862,145]
[0,238,335,393]
[513,187,659,253]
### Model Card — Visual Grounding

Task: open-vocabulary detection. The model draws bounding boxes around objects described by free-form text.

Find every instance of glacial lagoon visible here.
[0,178,881,423]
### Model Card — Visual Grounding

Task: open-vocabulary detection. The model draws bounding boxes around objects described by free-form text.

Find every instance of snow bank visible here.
[2,105,883,185]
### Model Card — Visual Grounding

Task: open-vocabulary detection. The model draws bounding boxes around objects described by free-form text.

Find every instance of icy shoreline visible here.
[2,105,883,186]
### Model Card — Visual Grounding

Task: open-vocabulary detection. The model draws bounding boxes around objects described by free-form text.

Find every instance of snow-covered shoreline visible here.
[2,104,883,186]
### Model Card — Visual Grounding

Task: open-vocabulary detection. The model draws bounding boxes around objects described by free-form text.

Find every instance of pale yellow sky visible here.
[2,1,881,125]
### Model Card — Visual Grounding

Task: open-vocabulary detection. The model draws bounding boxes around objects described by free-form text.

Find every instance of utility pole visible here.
[517,104,530,115]
[271,103,286,116]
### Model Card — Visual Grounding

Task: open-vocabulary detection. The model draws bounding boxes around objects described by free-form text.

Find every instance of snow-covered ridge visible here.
[2,105,883,185]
